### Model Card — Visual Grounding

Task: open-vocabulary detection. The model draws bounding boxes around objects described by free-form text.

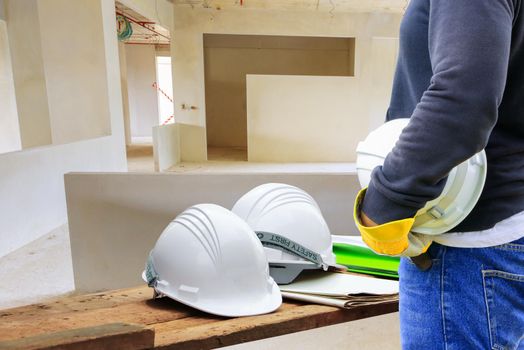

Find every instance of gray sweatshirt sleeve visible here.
[361,0,515,224]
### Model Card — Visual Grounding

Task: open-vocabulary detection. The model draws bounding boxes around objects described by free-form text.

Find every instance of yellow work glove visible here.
[354,188,432,257]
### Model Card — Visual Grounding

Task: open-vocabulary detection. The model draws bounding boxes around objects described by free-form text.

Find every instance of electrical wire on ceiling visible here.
[115,8,170,45]
[116,15,133,41]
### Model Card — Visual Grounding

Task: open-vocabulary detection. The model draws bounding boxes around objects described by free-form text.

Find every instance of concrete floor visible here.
[168,160,356,174]
[208,146,247,161]
[126,144,155,172]
[126,145,357,174]
[0,224,74,309]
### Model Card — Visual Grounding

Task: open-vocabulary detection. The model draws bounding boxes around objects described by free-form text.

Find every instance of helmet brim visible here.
[142,271,282,317]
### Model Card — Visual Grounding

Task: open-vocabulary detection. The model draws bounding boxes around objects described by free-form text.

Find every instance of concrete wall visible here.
[153,123,180,171]
[125,44,159,141]
[247,75,367,162]
[171,5,402,160]
[119,41,132,145]
[366,37,400,131]
[5,0,113,148]
[245,37,399,162]
[204,34,355,149]
[0,0,127,257]
[39,0,112,145]
[6,0,52,149]
[66,172,360,292]
[0,16,20,154]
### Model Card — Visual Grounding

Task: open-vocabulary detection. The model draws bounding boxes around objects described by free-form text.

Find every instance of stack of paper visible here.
[279,270,399,309]
[331,235,400,279]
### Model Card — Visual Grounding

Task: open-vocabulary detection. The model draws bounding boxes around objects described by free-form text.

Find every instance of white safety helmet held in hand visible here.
[232,183,345,284]
[356,118,487,235]
[143,203,282,317]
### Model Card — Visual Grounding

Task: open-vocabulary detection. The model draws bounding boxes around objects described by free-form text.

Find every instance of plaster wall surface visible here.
[204,35,354,149]
[247,75,366,162]
[66,172,360,292]
[125,44,159,140]
[38,0,112,145]
[0,18,20,154]
[119,41,132,145]
[366,37,400,131]
[171,6,401,160]
[6,0,52,149]
[0,0,126,257]
[153,123,180,171]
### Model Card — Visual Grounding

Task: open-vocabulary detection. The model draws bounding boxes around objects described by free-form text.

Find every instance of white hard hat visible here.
[232,183,344,284]
[143,203,282,317]
[356,118,487,235]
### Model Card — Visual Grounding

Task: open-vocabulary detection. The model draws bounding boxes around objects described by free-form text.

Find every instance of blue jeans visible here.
[399,236,524,350]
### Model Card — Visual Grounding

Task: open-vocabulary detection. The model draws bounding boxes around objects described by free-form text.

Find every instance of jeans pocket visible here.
[482,270,524,350]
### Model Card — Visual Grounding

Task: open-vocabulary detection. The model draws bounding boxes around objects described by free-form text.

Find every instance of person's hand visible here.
[354,188,431,256]
[360,211,378,227]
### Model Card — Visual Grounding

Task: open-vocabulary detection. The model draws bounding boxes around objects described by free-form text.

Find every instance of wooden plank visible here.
[153,301,398,349]
[0,285,398,350]
[0,297,196,341]
[0,286,152,321]
[0,323,154,350]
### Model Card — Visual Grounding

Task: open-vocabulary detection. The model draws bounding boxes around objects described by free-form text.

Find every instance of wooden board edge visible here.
[0,323,154,350]
[154,301,398,349]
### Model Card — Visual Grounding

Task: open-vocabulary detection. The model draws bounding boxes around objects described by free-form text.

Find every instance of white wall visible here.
[171,5,402,160]
[6,0,52,149]
[247,75,367,162]
[153,123,180,171]
[365,37,400,131]
[66,172,360,292]
[0,17,20,154]
[246,37,399,162]
[119,41,132,145]
[125,44,159,141]
[204,35,354,149]
[0,0,127,257]
[38,0,112,145]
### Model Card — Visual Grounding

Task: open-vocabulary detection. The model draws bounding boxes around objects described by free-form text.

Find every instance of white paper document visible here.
[279,270,399,297]
[281,291,398,309]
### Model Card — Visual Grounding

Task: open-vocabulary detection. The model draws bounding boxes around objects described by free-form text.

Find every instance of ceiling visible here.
[115,2,170,45]
[170,0,409,13]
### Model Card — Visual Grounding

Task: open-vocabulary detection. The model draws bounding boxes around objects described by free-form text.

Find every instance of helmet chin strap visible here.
[145,251,159,288]
[256,231,347,285]
[255,231,326,268]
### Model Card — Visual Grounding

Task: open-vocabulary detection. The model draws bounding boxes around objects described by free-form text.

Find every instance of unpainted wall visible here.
[0,16,20,154]
[0,0,127,257]
[204,34,355,149]
[171,6,402,161]
[125,44,159,142]
[247,75,366,162]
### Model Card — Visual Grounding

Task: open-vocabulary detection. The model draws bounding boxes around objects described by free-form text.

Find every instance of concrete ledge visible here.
[65,172,360,292]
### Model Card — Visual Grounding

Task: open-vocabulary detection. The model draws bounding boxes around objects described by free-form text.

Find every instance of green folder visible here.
[333,243,400,279]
